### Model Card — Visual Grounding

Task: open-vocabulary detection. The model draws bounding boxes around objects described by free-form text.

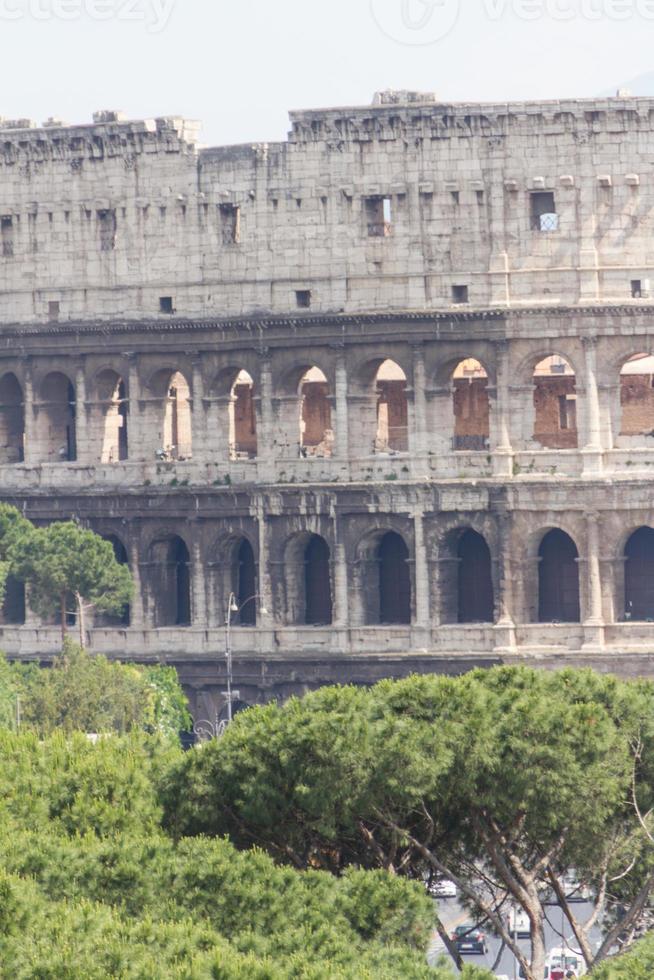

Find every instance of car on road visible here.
[519,945,586,978]
[430,877,457,898]
[451,924,488,955]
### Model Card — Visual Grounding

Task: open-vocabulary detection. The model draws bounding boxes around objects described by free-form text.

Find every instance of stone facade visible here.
[3,94,654,718]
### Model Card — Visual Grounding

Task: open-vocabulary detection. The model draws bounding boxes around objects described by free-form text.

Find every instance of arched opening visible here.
[218,699,251,722]
[375,360,408,453]
[304,535,333,625]
[533,356,577,449]
[1,575,25,625]
[299,367,333,458]
[452,360,490,451]
[0,373,24,463]
[151,369,192,461]
[229,370,257,459]
[378,531,411,624]
[96,536,130,626]
[97,370,128,463]
[234,538,257,626]
[538,529,580,623]
[148,535,191,627]
[36,372,76,462]
[457,530,494,623]
[624,527,654,621]
[620,354,654,438]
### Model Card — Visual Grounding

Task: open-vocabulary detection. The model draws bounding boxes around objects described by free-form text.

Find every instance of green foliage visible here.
[0,731,446,977]
[591,932,654,978]
[0,645,191,739]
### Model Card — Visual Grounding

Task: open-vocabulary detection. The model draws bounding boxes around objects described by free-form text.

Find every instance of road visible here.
[427,895,602,976]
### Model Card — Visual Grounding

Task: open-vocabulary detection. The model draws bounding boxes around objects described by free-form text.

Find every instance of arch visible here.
[619,353,654,438]
[229,369,257,459]
[0,372,24,463]
[218,699,251,722]
[532,355,577,449]
[451,359,489,451]
[300,367,333,458]
[1,574,25,625]
[375,359,408,453]
[36,371,76,462]
[304,534,333,625]
[235,538,257,625]
[624,527,654,621]
[378,531,411,624]
[457,529,494,623]
[97,535,130,626]
[538,529,580,623]
[148,534,191,627]
[283,532,333,626]
[96,369,128,463]
[150,369,192,461]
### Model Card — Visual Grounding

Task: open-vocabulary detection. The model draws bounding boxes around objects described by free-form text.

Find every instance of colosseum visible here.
[1,90,654,719]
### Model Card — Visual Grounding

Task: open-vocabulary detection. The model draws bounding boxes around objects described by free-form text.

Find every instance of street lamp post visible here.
[222,591,266,731]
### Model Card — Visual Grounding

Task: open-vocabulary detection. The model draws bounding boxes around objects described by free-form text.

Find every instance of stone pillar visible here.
[257,357,275,479]
[74,360,88,464]
[128,535,145,629]
[413,509,430,637]
[411,345,429,478]
[191,360,207,462]
[127,356,143,461]
[583,510,605,649]
[334,354,350,461]
[333,540,349,628]
[22,362,36,465]
[494,511,517,650]
[256,497,274,631]
[492,340,514,477]
[191,535,207,627]
[582,336,603,476]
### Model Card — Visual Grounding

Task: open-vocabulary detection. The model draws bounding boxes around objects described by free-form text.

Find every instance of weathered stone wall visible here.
[0,93,654,719]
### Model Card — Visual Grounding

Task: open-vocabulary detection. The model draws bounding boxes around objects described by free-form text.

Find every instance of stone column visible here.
[583,510,605,649]
[256,496,274,633]
[127,356,143,461]
[191,535,207,628]
[22,362,36,465]
[128,535,145,629]
[411,345,429,478]
[334,354,349,461]
[257,356,275,480]
[191,360,207,462]
[413,509,431,638]
[493,510,517,649]
[492,340,514,477]
[74,360,88,464]
[582,336,603,476]
[333,540,349,629]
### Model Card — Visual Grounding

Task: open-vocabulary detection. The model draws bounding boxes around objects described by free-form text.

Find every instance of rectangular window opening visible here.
[97,209,117,251]
[476,189,485,204]
[159,296,175,315]
[558,394,577,431]
[1,215,14,258]
[364,196,392,237]
[219,203,241,245]
[451,190,460,205]
[48,300,60,321]
[632,279,642,298]
[452,284,469,304]
[530,191,558,232]
[295,290,311,309]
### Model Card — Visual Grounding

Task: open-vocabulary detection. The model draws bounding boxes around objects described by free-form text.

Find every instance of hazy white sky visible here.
[1,0,653,145]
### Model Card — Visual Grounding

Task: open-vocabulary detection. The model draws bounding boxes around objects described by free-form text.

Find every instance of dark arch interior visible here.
[538,529,580,623]
[378,531,411,625]
[457,529,494,623]
[304,535,332,625]
[150,536,191,627]
[2,574,25,625]
[98,536,130,627]
[625,527,654,621]
[236,539,257,625]
[0,373,24,463]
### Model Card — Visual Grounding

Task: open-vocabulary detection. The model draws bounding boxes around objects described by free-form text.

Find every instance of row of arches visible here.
[5,525,653,631]
[4,353,654,464]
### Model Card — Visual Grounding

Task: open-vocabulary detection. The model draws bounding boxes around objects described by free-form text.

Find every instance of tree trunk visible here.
[76,593,85,650]
[60,590,67,643]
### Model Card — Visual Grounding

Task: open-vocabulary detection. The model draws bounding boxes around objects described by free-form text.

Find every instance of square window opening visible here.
[295,290,311,309]
[159,296,175,315]
[530,191,558,232]
[452,284,469,304]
